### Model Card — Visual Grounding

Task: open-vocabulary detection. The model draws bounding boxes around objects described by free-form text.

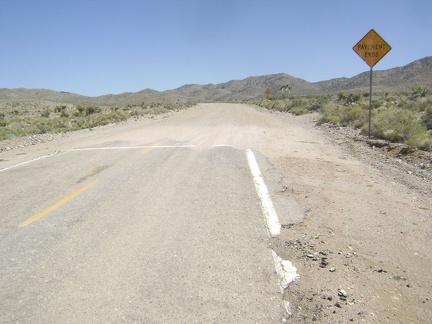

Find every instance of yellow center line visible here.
[142,145,156,154]
[19,180,98,228]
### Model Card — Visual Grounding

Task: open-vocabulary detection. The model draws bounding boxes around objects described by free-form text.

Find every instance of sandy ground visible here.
[267,113,432,323]
[1,104,431,323]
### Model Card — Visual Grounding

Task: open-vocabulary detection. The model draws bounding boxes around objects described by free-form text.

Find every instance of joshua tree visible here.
[280,84,292,98]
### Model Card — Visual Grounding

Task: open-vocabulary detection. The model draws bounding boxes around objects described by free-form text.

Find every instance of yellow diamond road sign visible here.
[353,29,391,68]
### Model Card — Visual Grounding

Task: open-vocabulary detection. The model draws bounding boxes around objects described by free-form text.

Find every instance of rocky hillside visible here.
[166,74,321,102]
[315,56,432,93]
[1,57,431,106]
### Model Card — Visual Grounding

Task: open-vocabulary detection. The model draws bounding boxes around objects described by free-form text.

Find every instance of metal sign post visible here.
[369,67,373,137]
[353,29,392,138]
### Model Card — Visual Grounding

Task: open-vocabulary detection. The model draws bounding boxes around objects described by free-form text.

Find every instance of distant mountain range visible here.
[1,56,431,106]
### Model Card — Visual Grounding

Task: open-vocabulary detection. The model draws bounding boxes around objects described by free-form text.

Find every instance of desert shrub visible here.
[85,105,101,116]
[0,113,7,127]
[41,109,51,118]
[289,97,303,108]
[54,104,67,113]
[251,96,325,115]
[309,102,322,111]
[0,128,9,141]
[148,102,163,108]
[267,101,276,109]
[318,104,368,129]
[316,95,331,105]
[290,107,309,116]
[407,131,432,151]
[92,110,129,127]
[372,100,382,109]
[317,105,340,125]
[367,108,425,143]
[346,93,361,104]
[32,120,52,134]
[74,105,101,117]
[411,85,428,100]
[341,105,368,128]
[338,91,347,101]
[5,122,26,138]
[274,100,289,112]
[329,115,340,125]
[421,106,432,129]
[397,100,414,110]
[130,109,141,117]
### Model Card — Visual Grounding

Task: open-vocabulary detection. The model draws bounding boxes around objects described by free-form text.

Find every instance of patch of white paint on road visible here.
[272,250,299,318]
[272,250,299,291]
[246,149,281,237]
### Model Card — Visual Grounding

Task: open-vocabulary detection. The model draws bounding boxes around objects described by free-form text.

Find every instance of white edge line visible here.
[0,145,197,172]
[67,145,195,151]
[246,149,299,317]
[246,149,281,237]
[0,153,57,173]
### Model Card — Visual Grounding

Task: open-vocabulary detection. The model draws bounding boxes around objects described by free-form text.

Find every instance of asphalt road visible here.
[0,104,289,323]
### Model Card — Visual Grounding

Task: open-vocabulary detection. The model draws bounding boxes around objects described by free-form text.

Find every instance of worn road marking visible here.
[142,145,155,154]
[246,149,281,237]
[68,145,195,151]
[0,153,58,173]
[19,180,97,227]
[246,149,295,316]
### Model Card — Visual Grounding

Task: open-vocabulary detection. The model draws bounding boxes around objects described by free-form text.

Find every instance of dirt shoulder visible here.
[268,113,432,323]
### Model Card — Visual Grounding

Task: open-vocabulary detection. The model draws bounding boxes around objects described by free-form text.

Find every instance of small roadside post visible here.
[353,29,392,138]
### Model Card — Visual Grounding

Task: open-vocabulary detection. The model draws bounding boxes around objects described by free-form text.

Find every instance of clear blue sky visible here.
[1,0,431,97]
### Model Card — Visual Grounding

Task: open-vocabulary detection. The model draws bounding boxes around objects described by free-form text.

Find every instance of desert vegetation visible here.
[0,101,195,141]
[246,86,432,151]
[1,84,432,151]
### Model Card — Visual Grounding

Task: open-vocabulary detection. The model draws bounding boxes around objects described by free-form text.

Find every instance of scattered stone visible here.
[338,289,348,301]
[321,294,333,301]
[319,257,329,268]
[329,267,336,272]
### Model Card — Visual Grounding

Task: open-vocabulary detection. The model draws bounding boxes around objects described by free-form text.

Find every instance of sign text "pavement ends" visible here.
[353,29,391,68]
